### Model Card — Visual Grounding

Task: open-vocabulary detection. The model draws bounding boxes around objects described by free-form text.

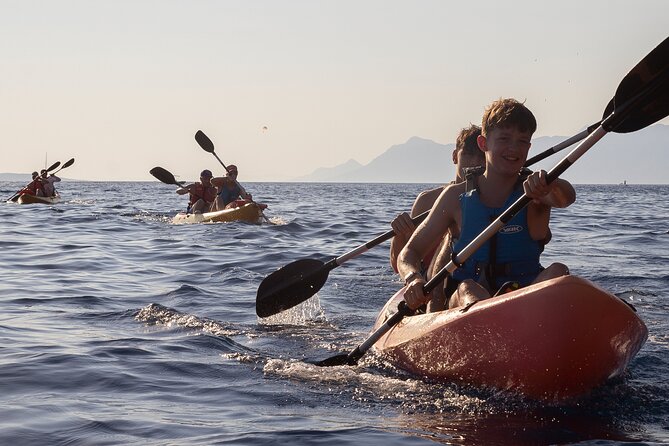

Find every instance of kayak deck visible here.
[172,201,263,225]
[372,275,648,401]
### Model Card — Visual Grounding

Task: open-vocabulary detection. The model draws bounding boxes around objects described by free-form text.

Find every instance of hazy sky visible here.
[2,1,668,182]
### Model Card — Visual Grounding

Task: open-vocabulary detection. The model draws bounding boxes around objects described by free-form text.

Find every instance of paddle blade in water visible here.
[256,258,329,317]
[195,130,215,153]
[609,37,669,133]
[313,354,354,367]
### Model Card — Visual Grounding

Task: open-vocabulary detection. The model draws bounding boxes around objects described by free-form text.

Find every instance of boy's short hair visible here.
[456,124,482,156]
[481,98,537,137]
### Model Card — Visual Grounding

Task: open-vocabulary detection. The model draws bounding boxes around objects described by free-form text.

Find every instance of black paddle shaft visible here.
[255,211,430,317]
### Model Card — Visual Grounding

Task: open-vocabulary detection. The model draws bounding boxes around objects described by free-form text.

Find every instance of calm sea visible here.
[0,181,667,445]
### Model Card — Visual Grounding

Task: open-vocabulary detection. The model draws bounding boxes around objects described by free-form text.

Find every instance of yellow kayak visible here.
[172,201,264,225]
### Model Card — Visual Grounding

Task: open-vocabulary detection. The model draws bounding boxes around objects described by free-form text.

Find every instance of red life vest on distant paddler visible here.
[189,183,217,205]
[23,179,44,196]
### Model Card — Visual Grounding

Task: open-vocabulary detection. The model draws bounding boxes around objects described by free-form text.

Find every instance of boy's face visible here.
[478,126,532,175]
[453,146,485,180]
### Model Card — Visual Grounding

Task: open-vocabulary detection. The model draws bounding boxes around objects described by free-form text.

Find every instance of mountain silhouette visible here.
[296,124,669,184]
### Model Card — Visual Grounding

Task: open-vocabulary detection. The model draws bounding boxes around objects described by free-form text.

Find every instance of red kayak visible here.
[371,275,648,402]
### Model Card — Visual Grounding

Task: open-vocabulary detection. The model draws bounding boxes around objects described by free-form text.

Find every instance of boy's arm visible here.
[525,171,576,241]
[397,187,454,283]
[524,171,575,208]
[176,183,194,195]
[389,187,443,272]
[425,233,453,311]
[543,178,575,208]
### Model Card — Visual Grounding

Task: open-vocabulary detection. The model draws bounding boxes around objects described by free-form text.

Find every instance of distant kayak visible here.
[15,193,62,205]
[372,275,648,402]
[172,201,264,225]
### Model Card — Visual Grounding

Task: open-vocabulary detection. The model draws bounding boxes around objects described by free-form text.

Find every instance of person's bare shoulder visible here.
[210,177,227,187]
[431,182,465,215]
[441,181,465,201]
[412,186,445,215]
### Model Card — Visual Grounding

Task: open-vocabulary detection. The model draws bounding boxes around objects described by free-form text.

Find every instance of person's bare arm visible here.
[425,232,453,312]
[398,186,459,309]
[389,187,443,272]
[176,183,195,195]
[525,171,576,240]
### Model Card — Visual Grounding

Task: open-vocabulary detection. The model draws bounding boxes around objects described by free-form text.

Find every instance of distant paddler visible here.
[37,168,61,197]
[210,164,253,211]
[176,169,217,214]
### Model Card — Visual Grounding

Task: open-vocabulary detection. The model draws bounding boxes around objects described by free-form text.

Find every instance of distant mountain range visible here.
[2,124,667,184]
[0,174,73,182]
[295,123,669,184]
[294,136,454,183]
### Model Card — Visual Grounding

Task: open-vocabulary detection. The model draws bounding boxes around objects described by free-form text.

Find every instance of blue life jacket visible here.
[451,186,543,290]
[218,184,242,207]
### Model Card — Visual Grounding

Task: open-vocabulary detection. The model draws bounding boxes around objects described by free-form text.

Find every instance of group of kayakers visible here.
[20,169,61,198]
[14,98,573,315]
[177,165,252,214]
[391,97,576,313]
[168,97,574,313]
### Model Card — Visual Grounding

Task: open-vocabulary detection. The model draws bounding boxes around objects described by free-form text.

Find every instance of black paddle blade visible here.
[313,354,354,367]
[609,37,669,133]
[256,258,329,317]
[46,161,61,172]
[149,166,178,185]
[314,344,366,367]
[603,97,615,119]
[195,130,215,153]
[61,158,75,169]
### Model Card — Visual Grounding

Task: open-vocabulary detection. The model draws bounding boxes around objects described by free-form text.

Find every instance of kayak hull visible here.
[172,202,263,225]
[16,193,61,205]
[372,276,647,401]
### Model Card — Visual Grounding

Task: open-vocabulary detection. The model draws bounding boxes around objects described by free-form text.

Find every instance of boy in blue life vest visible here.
[398,98,575,311]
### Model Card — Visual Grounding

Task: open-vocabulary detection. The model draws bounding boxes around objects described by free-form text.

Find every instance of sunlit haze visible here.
[2,0,668,182]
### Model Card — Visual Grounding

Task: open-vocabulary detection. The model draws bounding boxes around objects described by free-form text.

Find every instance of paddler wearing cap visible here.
[210,164,252,211]
[36,169,61,197]
[176,169,218,214]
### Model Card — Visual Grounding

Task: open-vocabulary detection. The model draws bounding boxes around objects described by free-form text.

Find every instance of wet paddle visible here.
[255,118,610,318]
[7,161,61,202]
[256,211,430,317]
[194,130,271,223]
[316,37,669,367]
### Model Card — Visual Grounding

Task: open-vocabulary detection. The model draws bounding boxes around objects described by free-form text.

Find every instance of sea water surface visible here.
[0,181,667,445]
